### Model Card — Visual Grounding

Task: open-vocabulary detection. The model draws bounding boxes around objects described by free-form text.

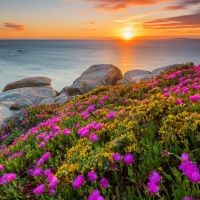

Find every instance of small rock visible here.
[152,64,181,75]
[124,70,151,79]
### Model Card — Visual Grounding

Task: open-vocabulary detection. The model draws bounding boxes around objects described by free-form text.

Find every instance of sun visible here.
[123,31,134,40]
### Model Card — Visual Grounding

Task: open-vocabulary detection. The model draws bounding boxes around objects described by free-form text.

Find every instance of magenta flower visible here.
[100,177,109,189]
[185,171,200,183]
[47,174,54,182]
[97,197,105,200]
[147,182,160,195]
[72,175,84,188]
[6,173,17,182]
[183,197,195,200]
[180,153,190,162]
[63,129,71,136]
[124,153,134,165]
[89,133,99,142]
[48,177,59,189]
[87,171,97,182]
[88,190,100,200]
[49,189,56,195]
[162,88,168,92]
[0,164,4,172]
[33,184,45,195]
[39,142,45,148]
[176,99,183,104]
[148,171,161,185]
[33,168,43,177]
[80,129,89,137]
[190,94,200,102]
[37,158,45,165]
[163,93,169,98]
[42,152,51,161]
[179,161,198,173]
[133,88,137,92]
[95,123,103,130]
[44,169,51,176]
[112,153,121,162]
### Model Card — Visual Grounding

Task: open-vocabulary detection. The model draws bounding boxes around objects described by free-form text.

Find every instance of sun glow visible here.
[123,31,134,40]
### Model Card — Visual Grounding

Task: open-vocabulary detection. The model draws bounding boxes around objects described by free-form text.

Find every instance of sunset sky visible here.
[1,0,200,39]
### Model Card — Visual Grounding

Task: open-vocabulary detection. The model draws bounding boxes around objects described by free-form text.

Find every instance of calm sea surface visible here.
[0,39,200,92]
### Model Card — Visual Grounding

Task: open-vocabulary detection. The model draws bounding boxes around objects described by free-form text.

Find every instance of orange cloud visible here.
[143,9,200,29]
[1,22,24,31]
[87,0,174,11]
[163,0,200,10]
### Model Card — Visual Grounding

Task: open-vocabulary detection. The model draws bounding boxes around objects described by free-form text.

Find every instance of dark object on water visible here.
[17,49,22,52]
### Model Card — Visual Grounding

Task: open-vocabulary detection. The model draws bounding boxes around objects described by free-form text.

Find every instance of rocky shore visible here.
[0,63,183,125]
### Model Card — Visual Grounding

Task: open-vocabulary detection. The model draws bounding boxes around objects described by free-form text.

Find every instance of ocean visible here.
[0,39,200,92]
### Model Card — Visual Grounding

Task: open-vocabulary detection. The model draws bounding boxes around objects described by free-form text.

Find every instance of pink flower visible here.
[124,153,134,165]
[33,168,43,177]
[112,153,121,162]
[48,177,59,189]
[133,88,137,92]
[163,93,169,98]
[44,169,51,176]
[49,189,56,195]
[185,171,200,183]
[42,152,51,161]
[6,173,17,182]
[63,129,70,136]
[95,123,103,130]
[148,171,161,185]
[37,158,45,165]
[100,177,109,188]
[183,197,195,200]
[180,153,190,162]
[88,190,100,200]
[147,182,160,195]
[190,94,200,102]
[0,164,3,172]
[80,129,89,137]
[72,175,84,188]
[39,142,45,148]
[162,88,168,92]
[176,99,183,104]
[87,171,97,182]
[33,184,45,195]
[89,133,99,142]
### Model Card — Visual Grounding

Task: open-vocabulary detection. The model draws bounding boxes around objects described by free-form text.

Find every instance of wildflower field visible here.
[0,63,200,200]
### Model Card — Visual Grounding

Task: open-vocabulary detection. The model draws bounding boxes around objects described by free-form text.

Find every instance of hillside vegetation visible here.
[0,63,200,200]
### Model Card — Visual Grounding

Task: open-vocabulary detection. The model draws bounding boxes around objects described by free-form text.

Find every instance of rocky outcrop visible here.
[55,93,75,106]
[60,64,123,96]
[124,70,151,79]
[0,86,57,109]
[129,74,154,83]
[2,77,51,92]
[0,104,14,123]
[152,64,181,75]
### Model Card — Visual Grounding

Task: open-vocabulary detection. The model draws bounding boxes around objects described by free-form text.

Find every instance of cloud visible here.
[164,0,200,10]
[1,22,24,31]
[87,0,173,11]
[143,9,200,29]
[80,22,95,24]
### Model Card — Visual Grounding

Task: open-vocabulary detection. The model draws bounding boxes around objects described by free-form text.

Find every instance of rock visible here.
[0,104,14,123]
[55,93,68,102]
[40,98,55,105]
[56,95,75,106]
[152,64,181,75]
[60,64,123,96]
[2,76,51,92]
[116,79,133,85]
[124,70,151,79]
[74,64,123,86]
[0,86,57,109]
[130,74,154,83]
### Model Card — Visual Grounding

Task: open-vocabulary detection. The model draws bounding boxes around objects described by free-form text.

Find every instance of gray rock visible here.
[60,64,123,96]
[74,64,123,86]
[130,74,154,83]
[124,70,151,79]
[40,98,55,105]
[116,79,133,85]
[0,104,14,123]
[0,86,57,109]
[152,64,181,75]
[55,93,68,102]
[2,76,51,92]
[56,96,75,106]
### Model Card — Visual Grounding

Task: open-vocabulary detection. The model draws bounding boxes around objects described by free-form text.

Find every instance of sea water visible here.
[0,39,200,92]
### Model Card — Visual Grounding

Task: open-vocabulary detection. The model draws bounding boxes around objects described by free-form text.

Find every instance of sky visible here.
[0,0,200,39]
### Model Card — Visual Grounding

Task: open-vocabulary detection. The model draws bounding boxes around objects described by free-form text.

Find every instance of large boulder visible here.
[2,77,51,92]
[124,70,151,79]
[130,74,154,83]
[0,104,14,123]
[60,64,123,95]
[152,64,181,75]
[0,86,57,109]
[74,64,123,86]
